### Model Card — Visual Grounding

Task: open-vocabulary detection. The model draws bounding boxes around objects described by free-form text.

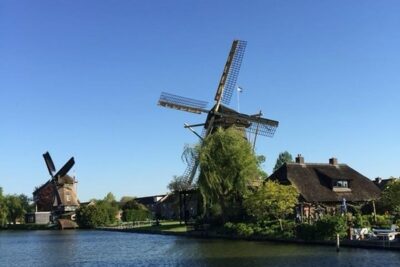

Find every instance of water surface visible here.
[0,230,399,266]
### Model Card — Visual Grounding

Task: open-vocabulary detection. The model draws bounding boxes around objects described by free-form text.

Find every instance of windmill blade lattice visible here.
[246,120,278,137]
[221,40,247,105]
[183,128,207,184]
[158,92,208,114]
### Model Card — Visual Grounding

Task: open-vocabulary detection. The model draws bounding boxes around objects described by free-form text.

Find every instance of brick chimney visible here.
[329,157,338,165]
[295,154,304,164]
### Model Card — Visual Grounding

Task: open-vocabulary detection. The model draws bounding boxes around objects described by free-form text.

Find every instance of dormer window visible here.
[332,179,351,192]
[334,180,348,188]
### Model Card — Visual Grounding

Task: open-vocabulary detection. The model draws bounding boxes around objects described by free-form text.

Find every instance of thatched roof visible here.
[268,161,381,203]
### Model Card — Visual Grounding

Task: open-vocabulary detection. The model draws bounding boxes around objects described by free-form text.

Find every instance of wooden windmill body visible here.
[33,152,79,217]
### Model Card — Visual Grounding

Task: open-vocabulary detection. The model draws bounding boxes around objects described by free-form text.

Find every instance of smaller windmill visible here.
[158,40,279,184]
[33,152,79,216]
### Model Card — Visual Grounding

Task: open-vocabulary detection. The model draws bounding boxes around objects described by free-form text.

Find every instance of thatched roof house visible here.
[269,155,381,204]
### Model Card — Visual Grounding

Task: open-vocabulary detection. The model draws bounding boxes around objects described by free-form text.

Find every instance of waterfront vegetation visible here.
[2,128,400,246]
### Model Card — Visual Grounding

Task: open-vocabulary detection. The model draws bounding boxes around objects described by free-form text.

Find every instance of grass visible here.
[135,220,188,233]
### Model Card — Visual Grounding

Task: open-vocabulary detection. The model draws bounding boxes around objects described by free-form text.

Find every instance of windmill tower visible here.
[158,40,279,184]
[33,152,79,219]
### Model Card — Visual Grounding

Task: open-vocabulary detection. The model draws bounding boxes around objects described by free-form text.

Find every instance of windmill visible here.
[33,152,79,216]
[158,40,279,185]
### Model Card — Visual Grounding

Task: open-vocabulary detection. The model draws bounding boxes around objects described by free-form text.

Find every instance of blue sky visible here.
[1,0,399,201]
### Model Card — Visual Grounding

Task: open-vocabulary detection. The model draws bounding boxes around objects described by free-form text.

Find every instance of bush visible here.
[76,205,108,228]
[122,209,151,222]
[296,215,347,241]
[222,222,254,237]
[315,215,347,240]
[296,223,317,241]
[222,220,295,239]
[235,223,254,237]
[373,215,392,228]
[352,214,371,228]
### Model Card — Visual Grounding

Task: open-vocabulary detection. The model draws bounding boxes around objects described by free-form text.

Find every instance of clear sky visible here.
[1,0,399,201]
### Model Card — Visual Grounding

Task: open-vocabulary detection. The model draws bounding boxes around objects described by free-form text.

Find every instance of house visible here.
[268,155,381,221]
[135,195,166,218]
[158,190,199,221]
[373,177,396,190]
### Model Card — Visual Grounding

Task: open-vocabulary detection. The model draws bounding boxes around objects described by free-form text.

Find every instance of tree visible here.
[167,175,192,192]
[121,199,150,222]
[198,127,259,223]
[273,151,293,173]
[244,180,299,230]
[256,155,268,178]
[76,205,108,228]
[0,187,8,227]
[381,178,400,215]
[119,196,135,207]
[104,192,116,203]
[5,194,25,225]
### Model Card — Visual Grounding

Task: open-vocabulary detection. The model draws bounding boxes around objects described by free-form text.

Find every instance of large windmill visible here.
[158,40,279,184]
[33,152,79,217]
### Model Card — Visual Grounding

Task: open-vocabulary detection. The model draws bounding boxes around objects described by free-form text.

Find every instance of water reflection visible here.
[0,230,399,267]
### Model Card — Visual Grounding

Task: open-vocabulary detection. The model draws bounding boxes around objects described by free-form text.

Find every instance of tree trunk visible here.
[279,218,283,231]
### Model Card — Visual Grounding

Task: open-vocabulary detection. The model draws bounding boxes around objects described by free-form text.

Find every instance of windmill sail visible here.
[54,157,75,178]
[158,92,208,114]
[43,152,56,177]
[214,40,247,107]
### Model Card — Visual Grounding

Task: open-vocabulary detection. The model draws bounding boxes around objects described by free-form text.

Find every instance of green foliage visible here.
[315,215,347,240]
[273,151,293,172]
[372,214,392,228]
[104,192,116,203]
[76,205,108,228]
[297,215,347,241]
[167,175,192,192]
[97,200,119,225]
[296,223,317,241]
[198,127,259,223]
[222,220,296,239]
[235,223,254,237]
[122,199,146,210]
[381,179,400,215]
[0,188,7,227]
[121,199,151,222]
[244,180,298,227]
[352,214,371,228]
[122,209,151,222]
[119,196,135,207]
[256,155,268,178]
[222,222,253,237]
[76,193,120,228]
[5,194,25,224]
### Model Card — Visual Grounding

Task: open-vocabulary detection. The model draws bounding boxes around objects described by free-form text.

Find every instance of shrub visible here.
[352,214,371,228]
[373,215,392,228]
[315,215,347,240]
[235,223,254,237]
[296,223,317,241]
[122,209,151,222]
[296,216,347,241]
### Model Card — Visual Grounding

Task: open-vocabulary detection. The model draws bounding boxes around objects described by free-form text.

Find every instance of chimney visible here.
[329,157,338,165]
[295,154,304,164]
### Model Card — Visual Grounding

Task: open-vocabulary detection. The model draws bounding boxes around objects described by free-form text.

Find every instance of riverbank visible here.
[98,224,400,251]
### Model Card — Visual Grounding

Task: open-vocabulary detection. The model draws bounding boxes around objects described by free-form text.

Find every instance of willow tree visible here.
[198,127,259,223]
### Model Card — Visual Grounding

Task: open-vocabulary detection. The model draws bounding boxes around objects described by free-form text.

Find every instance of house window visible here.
[66,193,71,202]
[334,180,348,188]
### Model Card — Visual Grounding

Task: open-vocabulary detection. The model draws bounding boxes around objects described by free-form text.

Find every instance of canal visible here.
[0,230,399,266]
